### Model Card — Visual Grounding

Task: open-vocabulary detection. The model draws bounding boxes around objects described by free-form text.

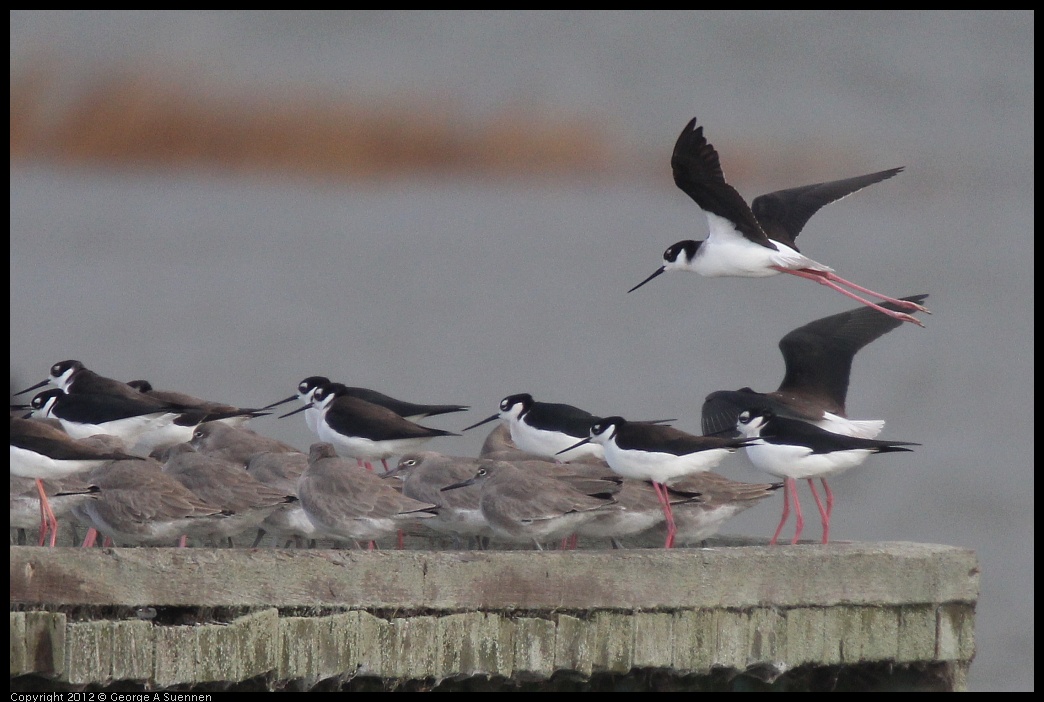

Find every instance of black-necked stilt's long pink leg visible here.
[775,267,927,327]
[35,479,59,547]
[807,479,831,544]
[770,477,806,545]
[652,481,678,549]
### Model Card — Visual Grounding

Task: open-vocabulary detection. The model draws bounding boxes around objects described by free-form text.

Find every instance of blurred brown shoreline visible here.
[10,65,623,183]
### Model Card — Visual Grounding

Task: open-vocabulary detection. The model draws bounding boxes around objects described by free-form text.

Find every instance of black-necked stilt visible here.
[627,117,929,327]
[266,377,469,432]
[282,385,459,471]
[26,388,197,455]
[701,294,929,439]
[735,408,918,545]
[441,460,619,550]
[297,442,438,548]
[556,416,753,548]
[461,393,606,462]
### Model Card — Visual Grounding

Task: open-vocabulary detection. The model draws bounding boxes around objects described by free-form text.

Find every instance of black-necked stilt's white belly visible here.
[743,442,878,481]
[9,445,107,481]
[602,441,733,484]
[693,213,830,278]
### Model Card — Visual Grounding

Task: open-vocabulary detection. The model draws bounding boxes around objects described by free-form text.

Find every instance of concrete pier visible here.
[9,541,978,691]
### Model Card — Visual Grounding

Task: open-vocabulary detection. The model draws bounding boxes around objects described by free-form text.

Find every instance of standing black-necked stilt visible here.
[735,408,918,544]
[557,416,752,548]
[628,117,929,326]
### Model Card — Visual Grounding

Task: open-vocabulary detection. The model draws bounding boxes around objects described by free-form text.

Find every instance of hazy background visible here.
[10,11,1033,691]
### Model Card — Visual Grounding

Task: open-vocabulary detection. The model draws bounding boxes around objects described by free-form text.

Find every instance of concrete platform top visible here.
[10,541,979,611]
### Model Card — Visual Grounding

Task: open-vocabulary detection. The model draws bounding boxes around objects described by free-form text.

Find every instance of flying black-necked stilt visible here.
[627,117,929,326]
[282,384,459,471]
[441,459,619,550]
[461,393,607,462]
[556,416,752,548]
[701,294,929,440]
[297,442,438,549]
[735,408,919,545]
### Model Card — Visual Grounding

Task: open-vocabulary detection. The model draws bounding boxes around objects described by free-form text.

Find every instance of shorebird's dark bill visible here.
[260,394,298,410]
[555,436,592,455]
[461,414,499,432]
[627,266,666,293]
[14,378,50,396]
[441,477,476,491]
[278,404,310,419]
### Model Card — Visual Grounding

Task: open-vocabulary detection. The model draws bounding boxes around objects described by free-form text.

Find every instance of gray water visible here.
[9,11,1033,691]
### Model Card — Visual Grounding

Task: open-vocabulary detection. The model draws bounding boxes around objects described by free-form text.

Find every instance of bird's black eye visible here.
[193,429,204,439]
[298,383,308,393]
[403,459,416,467]
[477,468,487,477]
[738,411,751,423]
[500,400,509,411]
[51,364,61,375]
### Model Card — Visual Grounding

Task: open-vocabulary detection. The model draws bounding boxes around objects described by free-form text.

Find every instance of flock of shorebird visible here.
[11,117,927,551]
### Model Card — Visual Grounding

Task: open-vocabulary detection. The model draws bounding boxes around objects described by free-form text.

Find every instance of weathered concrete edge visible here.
[10,541,980,610]
[12,603,976,688]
